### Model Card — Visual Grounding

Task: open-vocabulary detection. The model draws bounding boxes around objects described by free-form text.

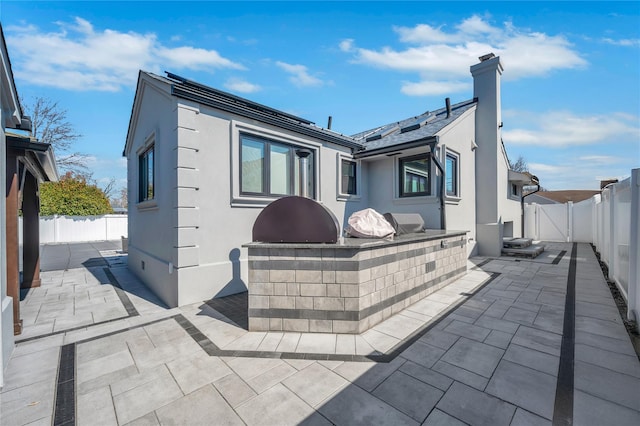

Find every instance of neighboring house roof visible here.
[529,190,600,204]
[352,99,477,155]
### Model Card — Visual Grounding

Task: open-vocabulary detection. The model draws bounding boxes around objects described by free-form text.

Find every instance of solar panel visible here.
[365,124,399,142]
[400,113,436,133]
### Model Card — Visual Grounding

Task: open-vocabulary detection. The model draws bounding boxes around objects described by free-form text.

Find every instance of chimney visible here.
[478,52,496,62]
[470,52,504,226]
[445,98,451,118]
[327,116,332,130]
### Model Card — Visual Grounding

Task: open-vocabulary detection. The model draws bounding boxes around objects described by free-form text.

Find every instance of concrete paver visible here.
[2,241,640,425]
[485,360,557,420]
[154,385,244,426]
[436,381,516,426]
[282,363,348,407]
[372,370,443,422]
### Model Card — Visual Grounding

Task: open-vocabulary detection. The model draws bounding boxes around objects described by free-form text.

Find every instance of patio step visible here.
[501,244,545,258]
[503,237,533,248]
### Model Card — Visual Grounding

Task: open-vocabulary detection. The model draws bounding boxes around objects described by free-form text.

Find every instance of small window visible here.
[138,145,154,202]
[445,152,459,197]
[341,159,357,195]
[240,134,314,197]
[399,154,430,197]
[511,183,519,197]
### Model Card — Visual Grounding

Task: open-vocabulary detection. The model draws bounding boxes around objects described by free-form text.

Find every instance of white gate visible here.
[537,204,569,242]
[525,200,595,243]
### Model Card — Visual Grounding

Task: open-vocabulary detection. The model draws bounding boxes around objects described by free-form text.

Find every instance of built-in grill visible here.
[383,213,426,236]
[252,196,340,243]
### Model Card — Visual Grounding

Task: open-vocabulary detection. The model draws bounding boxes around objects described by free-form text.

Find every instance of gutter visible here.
[352,136,438,159]
[521,175,540,237]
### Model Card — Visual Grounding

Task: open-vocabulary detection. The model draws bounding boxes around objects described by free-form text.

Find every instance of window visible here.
[511,183,519,197]
[399,154,430,197]
[341,159,357,195]
[138,145,154,202]
[240,134,314,197]
[445,152,459,197]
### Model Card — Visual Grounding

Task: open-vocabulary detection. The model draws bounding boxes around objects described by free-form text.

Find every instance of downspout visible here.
[430,139,446,230]
[521,175,540,238]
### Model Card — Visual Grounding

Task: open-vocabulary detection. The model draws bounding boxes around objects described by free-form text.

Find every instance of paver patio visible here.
[2,241,639,425]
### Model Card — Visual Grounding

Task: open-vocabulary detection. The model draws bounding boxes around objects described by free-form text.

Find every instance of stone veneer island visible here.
[244,230,468,333]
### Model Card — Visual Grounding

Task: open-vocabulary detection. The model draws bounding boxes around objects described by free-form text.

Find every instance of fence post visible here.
[591,196,597,246]
[628,169,639,321]
[608,185,616,281]
[54,214,58,243]
[567,201,573,242]
[533,203,540,241]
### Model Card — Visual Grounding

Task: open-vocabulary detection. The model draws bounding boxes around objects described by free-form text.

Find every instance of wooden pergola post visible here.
[22,172,41,289]
[5,152,21,334]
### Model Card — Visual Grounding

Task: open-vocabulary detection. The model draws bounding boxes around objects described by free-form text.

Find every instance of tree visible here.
[40,171,113,216]
[110,187,128,210]
[21,96,88,173]
[509,155,528,173]
[100,177,117,200]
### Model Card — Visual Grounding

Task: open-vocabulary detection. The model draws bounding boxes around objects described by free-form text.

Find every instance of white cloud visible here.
[528,158,631,190]
[224,78,262,94]
[275,61,324,87]
[602,37,640,47]
[339,39,355,52]
[528,163,564,174]
[341,14,586,96]
[5,17,244,91]
[401,80,471,96]
[503,111,639,147]
[577,155,622,165]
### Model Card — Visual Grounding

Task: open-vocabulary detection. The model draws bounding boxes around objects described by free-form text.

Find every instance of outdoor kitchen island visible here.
[244,230,468,333]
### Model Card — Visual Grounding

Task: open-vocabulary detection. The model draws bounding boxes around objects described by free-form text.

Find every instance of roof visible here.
[125,71,478,157]
[352,99,477,155]
[6,132,58,182]
[152,72,363,150]
[508,170,537,185]
[533,190,601,204]
[1,24,24,128]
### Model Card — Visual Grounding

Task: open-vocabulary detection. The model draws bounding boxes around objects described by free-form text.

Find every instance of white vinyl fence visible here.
[19,214,128,244]
[524,199,594,243]
[593,170,639,322]
[525,168,639,322]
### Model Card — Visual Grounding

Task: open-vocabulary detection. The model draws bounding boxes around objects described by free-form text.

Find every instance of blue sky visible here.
[2,1,639,193]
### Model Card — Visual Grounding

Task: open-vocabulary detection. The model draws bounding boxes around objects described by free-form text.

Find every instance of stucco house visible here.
[124,53,532,308]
